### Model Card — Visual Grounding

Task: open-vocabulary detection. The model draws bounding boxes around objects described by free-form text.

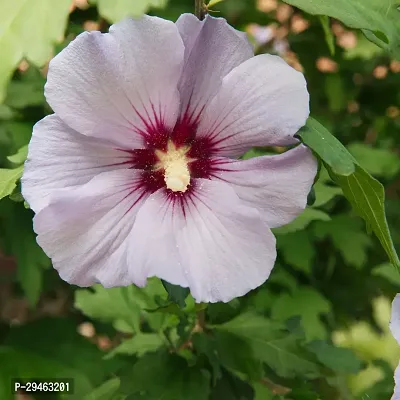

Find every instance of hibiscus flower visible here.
[22,14,317,303]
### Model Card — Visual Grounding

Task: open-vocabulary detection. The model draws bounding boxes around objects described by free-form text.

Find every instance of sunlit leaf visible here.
[282,0,400,58]
[0,165,23,201]
[93,0,169,22]
[0,0,71,101]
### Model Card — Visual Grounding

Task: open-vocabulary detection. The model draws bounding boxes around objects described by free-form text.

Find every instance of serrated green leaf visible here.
[282,0,400,58]
[161,280,190,308]
[215,313,319,378]
[105,333,164,359]
[277,231,315,273]
[298,117,400,271]
[83,378,121,400]
[313,215,372,268]
[93,0,168,22]
[307,341,362,374]
[271,288,331,341]
[0,0,71,101]
[75,279,168,333]
[268,268,298,293]
[214,331,263,380]
[333,165,400,270]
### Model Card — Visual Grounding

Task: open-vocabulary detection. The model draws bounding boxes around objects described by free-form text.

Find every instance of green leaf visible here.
[209,369,255,400]
[105,333,164,358]
[93,0,168,22]
[7,144,27,164]
[298,117,400,271]
[273,208,330,234]
[297,118,355,176]
[215,313,319,378]
[83,378,121,400]
[0,164,23,200]
[5,67,45,109]
[313,215,372,268]
[372,262,400,286]
[192,333,222,385]
[1,318,120,400]
[307,341,362,374]
[0,200,50,305]
[333,165,400,269]
[282,0,400,58]
[344,33,384,60]
[253,382,274,400]
[161,280,190,308]
[0,0,71,101]
[319,16,335,55]
[214,331,263,380]
[120,352,210,400]
[268,269,298,293]
[271,288,331,341]
[312,170,342,207]
[75,279,167,333]
[347,142,400,178]
[277,231,315,273]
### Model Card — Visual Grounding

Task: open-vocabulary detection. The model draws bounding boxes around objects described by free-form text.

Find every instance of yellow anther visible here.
[155,141,192,192]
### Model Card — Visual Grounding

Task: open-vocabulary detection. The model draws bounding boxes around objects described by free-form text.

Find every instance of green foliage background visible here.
[0,0,400,399]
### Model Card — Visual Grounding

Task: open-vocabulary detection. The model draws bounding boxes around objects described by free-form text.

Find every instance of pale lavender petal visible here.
[33,169,147,287]
[196,54,309,157]
[211,145,317,228]
[128,179,276,303]
[176,14,253,122]
[391,295,400,399]
[45,16,184,148]
[22,115,131,213]
[391,295,400,344]
[393,362,400,400]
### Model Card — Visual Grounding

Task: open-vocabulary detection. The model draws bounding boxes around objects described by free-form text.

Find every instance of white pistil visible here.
[155,141,192,192]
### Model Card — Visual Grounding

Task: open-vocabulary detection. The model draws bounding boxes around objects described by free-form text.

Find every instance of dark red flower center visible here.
[119,114,218,196]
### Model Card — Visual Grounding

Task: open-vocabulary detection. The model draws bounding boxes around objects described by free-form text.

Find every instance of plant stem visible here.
[195,0,206,20]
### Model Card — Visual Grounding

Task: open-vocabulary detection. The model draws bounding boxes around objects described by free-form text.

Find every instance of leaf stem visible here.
[195,0,206,20]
